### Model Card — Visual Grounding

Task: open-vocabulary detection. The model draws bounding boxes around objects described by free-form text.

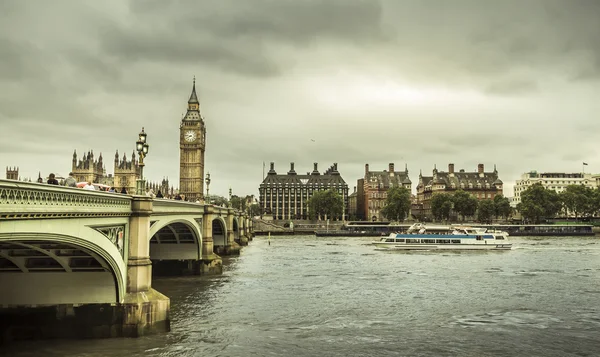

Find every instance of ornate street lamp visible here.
[205,172,211,204]
[229,187,232,207]
[136,127,150,195]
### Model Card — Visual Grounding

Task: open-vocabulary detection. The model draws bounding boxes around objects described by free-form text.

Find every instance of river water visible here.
[2,235,600,357]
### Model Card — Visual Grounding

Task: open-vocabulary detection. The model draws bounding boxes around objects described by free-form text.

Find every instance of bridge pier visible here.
[225,209,242,255]
[122,196,170,337]
[201,206,223,274]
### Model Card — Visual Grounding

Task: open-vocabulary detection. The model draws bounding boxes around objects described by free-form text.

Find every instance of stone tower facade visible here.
[72,150,105,184]
[114,150,140,194]
[179,78,206,202]
[6,167,19,180]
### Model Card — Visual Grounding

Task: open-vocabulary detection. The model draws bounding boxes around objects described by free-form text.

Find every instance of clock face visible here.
[184,130,196,142]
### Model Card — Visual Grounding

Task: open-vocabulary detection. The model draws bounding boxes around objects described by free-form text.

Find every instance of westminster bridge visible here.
[0,179,253,341]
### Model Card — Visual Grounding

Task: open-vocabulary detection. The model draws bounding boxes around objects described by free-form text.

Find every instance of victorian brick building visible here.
[259,162,349,220]
[358,163,412,222]
[415,163,503,219]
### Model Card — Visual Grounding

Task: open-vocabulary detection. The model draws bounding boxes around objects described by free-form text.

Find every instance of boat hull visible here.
[372,242,512,250]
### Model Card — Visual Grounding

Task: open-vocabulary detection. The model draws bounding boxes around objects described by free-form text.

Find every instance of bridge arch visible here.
[211,216,227,249]
[148,218,202,261]
[0,232,126,305]
[232,217,240,242]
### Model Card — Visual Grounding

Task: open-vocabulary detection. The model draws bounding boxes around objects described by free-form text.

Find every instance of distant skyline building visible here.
[5,166,18,181]
[513,171,597,207]
[259,162,349,220]
[113,150,141,193]
[72,150,106,184]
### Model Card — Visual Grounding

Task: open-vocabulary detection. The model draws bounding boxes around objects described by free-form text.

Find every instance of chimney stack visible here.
[478,163,484,174]
[288,162,296,175]
[270,162,274,171]
[449,163,454,174]
[312,162,320,175]
[389,163,395,175]
[365,163,369,176]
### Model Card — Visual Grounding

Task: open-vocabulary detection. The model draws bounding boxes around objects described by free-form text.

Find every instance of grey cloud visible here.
[2,0,600,197]
[128,0,385,45]
[98,0,386,78]
[484,80,538,96]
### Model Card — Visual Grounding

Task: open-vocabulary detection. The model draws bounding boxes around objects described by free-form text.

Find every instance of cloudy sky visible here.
[1,0,599,197]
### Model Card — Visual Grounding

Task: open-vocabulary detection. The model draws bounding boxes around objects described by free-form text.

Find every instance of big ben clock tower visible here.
[179,78,206,202]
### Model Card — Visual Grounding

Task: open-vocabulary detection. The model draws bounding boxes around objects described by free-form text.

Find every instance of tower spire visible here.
[188,76,199,104]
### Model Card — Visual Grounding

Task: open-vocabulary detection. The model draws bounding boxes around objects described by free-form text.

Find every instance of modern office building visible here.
[259,162,349,220]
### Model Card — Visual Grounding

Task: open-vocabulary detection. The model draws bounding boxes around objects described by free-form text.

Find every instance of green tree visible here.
[477,199,496,223]
[230,195,244,209]
[559,185,595,219]
[248,203,261,217]
[381,186,412,222]
[493,194,512,220]
[589,188,600,217]
[307,189,344,220]
[452,190,478,221]
[430,193,453,221]
[208,195,228,206]
[516,183,561,223]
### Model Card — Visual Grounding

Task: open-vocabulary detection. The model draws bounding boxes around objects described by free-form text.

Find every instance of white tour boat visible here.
[372,223,511,250]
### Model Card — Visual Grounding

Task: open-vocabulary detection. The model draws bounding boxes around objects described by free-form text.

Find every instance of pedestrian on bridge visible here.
[63,172,77,187]
[47,173,59,185]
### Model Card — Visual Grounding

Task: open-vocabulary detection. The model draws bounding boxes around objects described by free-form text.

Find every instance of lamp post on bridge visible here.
[205,172,211,204]
[228,187,232,208]
[135,127,150,195]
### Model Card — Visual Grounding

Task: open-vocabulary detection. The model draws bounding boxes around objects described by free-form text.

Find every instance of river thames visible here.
[2,235,599,357]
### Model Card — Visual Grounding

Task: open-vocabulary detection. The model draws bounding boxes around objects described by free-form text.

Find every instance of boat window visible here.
[436,239,451,244]
[495,236,504,240]
[395,239,405,243]
[406,239,420,243]
[422,239,436,244]
[451,239,461,244]
[385,238,394,242]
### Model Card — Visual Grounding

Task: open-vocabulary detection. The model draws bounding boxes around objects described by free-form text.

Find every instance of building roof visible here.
[417,176,433,189]
[365,169,411,189]
[260,163,347,187]
[421,166,502,190]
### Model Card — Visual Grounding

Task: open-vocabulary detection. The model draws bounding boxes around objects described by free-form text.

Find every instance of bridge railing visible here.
[0,179,132,219]
[151,198,206,215]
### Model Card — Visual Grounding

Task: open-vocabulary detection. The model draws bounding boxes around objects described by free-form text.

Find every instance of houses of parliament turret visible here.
[72,149,139,193]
